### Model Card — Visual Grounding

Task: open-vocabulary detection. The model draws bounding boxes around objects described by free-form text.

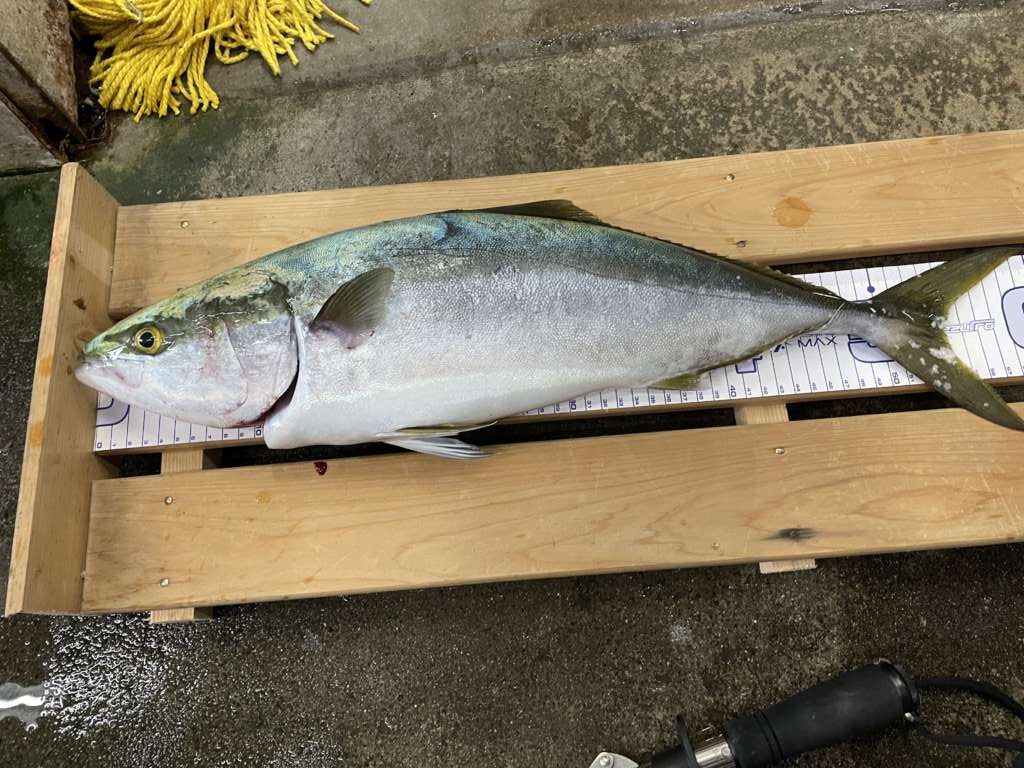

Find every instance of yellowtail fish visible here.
[75,201,1023,458]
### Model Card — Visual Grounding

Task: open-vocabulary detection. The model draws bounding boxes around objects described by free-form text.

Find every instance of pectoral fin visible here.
[312,267,394,346]
[385,437,491,460]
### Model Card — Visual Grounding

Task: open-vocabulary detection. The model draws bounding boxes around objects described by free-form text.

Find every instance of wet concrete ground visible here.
[2,1,1023,765]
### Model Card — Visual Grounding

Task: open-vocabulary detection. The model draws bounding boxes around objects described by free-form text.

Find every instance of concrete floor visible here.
[2,0,1024,765]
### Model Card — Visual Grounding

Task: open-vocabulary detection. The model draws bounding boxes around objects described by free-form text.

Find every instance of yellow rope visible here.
[69,0,370,121]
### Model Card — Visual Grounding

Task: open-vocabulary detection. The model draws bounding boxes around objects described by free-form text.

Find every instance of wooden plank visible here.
[150,449,215,624]
[734,402,789,426]
[82,403,1024,613]
[734,403,820,575]
[759,559,818,574]
[150,607,213,623]
[6,164,118,616]
[159,448,220,473]
[110,130,1024,316]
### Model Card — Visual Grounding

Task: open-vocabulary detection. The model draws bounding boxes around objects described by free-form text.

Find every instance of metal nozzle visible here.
[692,734,734,768]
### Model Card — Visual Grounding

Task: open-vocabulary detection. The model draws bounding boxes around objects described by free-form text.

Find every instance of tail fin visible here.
[862,246,1024,431]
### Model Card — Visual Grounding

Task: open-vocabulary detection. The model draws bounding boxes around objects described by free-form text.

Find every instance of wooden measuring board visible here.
[11,131,1024,618]
[92,255,1024,454]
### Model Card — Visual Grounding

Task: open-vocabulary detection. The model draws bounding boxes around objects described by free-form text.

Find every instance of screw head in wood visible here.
[164,495,173,505]
[159,578,170,587]
[774,447,785,455]
[180,220,190,229]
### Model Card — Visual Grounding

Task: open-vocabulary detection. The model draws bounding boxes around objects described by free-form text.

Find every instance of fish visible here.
[75,201,1024,459]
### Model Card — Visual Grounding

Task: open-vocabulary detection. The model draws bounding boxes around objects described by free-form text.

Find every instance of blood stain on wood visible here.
[72,297,86,310]
[314,461,328,476]
[774,196,812,228]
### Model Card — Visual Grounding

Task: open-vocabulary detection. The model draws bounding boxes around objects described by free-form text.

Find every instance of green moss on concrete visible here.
[0,172,58,296]
[83,102,278,205]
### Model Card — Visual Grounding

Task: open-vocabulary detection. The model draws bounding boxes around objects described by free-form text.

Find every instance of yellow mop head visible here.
[69,0,371,121]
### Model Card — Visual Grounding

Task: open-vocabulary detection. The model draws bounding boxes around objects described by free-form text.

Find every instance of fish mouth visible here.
[74,356,143,395]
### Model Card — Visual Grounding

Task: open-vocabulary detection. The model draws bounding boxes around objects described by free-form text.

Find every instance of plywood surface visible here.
[6,164,118,616]
[110,130,1024,316]
[82,404,1024,613]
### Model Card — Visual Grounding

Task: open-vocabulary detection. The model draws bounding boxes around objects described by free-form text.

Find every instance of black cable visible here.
[910,675,1024,763]
[918,676,1024,722]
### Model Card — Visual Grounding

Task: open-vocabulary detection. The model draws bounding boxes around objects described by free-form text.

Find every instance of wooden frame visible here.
[7,130,1024,617]
[6,165,117,615]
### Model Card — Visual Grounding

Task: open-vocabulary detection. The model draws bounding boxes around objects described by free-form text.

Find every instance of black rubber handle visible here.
[722,661,918,768]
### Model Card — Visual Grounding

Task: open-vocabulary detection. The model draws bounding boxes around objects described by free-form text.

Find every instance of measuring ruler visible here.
[93,255,1024,453]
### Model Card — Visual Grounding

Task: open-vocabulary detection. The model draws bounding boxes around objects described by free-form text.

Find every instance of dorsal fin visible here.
[462,200,607,226]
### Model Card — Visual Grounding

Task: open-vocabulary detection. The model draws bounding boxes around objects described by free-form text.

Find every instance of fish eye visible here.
[132,326,165,355]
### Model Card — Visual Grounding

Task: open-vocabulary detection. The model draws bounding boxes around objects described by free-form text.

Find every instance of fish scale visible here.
[92,254,1024,453]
